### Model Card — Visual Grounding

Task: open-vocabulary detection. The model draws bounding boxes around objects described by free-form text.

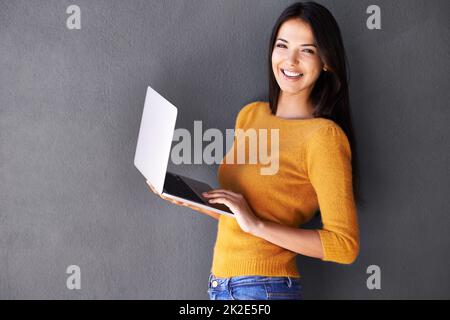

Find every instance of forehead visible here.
[276,18,315,43]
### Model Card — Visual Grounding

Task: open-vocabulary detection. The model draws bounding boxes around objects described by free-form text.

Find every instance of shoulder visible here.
[235,101,266,127]
[306,121,351,156]
[238,101,266,117]
[308,121,347,138]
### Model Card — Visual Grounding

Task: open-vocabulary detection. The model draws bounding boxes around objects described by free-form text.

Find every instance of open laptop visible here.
[134,86,234,217]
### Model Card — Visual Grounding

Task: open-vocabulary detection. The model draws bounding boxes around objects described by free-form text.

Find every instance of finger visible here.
[187,204,205,212]
[205,189,240,197]
[203,192,236,200]
[182,203,209,214]
[208,197,233,208]
[186,203,206,211]
[157,191,186,206]
[192,203,215,212]
[162,196,183,205]
[189,206,217,217]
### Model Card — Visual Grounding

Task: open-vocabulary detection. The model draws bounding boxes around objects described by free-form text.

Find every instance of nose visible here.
[287,49,300,65]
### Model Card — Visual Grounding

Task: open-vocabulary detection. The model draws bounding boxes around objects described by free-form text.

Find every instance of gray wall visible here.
[0,0,448,299]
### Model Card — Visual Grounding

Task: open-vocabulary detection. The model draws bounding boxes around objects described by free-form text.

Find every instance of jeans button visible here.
[212,280,218,288]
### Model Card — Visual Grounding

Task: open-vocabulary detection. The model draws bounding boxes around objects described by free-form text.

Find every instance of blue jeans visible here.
[207,273,303,300]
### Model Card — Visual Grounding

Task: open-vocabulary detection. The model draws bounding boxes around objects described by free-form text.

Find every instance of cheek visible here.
[271,50,284,65]
[304,60,322,76]
[271,55,276,67]
[271,58,279,75]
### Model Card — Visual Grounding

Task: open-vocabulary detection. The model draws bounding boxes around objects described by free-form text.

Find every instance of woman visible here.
[148,1,360,300]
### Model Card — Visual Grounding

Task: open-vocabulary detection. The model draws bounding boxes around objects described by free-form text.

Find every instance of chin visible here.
[279,85,305,94]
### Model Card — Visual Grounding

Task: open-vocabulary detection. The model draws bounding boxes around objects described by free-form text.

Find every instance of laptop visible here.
[134,86,234,217]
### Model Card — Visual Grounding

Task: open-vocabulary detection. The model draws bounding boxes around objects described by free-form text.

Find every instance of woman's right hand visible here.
[146,180,220,220]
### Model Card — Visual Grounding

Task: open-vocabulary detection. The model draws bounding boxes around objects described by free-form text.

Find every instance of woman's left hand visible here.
[202,189,262,234]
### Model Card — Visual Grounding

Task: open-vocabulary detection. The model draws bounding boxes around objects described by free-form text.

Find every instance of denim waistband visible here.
[209,273,300,288]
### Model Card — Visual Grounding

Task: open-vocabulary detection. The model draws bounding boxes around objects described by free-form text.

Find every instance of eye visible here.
[276,43,287,48]
[302,49,315,54]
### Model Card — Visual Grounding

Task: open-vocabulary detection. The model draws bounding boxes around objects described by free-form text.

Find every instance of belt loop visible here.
[226,277,233,296]
[209,273,213,283]
[287,276,292,288]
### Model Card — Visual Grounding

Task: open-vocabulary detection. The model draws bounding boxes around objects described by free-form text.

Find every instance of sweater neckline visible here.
[261,102,324,124]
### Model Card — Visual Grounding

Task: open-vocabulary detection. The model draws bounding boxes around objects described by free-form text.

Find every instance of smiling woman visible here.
[147,1,361,301]
[203,1,361,301]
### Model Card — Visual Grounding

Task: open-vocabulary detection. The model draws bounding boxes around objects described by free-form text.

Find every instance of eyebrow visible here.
[276,38,317,47]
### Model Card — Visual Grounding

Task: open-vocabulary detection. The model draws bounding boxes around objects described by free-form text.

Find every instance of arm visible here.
[251,221,324,259]
[252,126,359,264]
[306,126,360,264]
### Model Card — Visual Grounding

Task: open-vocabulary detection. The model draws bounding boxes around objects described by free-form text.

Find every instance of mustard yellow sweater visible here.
[210,101,359,278]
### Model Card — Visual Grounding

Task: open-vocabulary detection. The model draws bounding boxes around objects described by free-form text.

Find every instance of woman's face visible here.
[271,18,325,96]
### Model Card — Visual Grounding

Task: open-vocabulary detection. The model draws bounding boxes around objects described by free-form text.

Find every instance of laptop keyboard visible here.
[163,172,205,204]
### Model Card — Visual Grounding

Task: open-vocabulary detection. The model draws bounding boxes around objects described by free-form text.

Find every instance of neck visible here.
[276,90,315,119]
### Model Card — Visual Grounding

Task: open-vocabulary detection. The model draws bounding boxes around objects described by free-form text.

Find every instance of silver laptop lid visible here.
[134,86,177,194]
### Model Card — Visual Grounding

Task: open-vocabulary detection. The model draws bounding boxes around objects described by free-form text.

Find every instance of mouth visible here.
[281,68,304,80]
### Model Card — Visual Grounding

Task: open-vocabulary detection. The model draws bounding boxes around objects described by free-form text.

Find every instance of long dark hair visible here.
[267,1,363,206]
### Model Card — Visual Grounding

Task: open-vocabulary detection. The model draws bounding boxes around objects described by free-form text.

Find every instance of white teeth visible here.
[282,69,303,77]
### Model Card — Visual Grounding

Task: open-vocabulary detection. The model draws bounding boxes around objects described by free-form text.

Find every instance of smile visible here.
[281,68,304,80]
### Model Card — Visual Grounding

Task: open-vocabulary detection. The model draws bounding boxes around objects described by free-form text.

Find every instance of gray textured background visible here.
[0,0,449,299]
